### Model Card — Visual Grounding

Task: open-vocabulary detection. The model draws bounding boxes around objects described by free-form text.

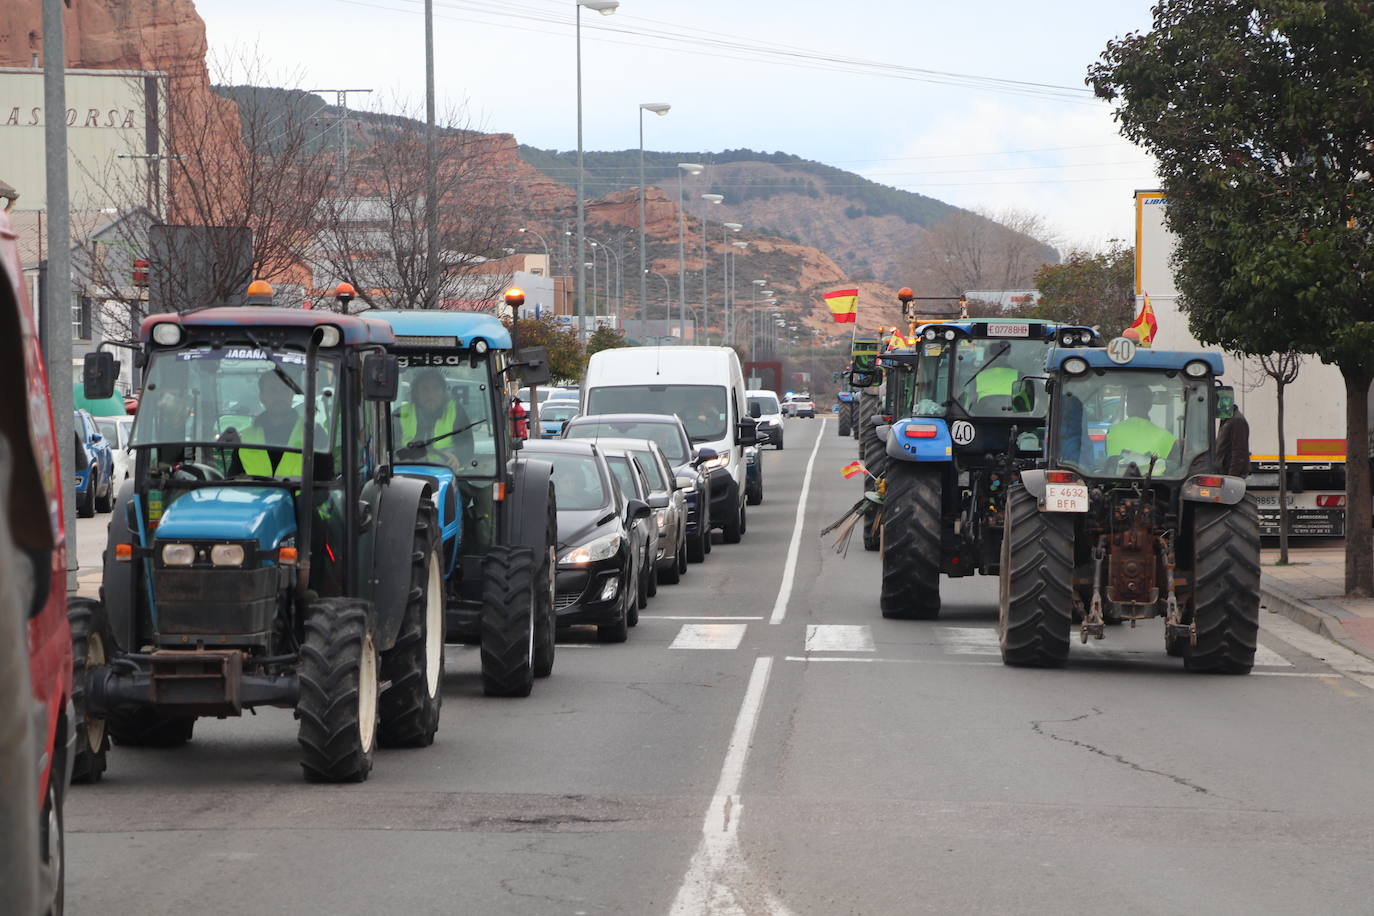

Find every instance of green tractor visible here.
[999,341,1261,672]
[76,300,444,782]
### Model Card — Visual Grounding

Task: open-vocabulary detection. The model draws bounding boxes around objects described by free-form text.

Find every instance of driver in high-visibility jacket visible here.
[394,368,474,471]
[232,370,307,477]
[1105,384,1176,466]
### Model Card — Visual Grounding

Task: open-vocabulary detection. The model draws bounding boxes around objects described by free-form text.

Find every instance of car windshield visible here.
[394,351,498,477]
[542,452,610,511]
[628,448,666,490]
[952,337,1050,418]
[1054,369,1211,480]
[587,384,728,442]
[566,420,688,464]
[749,395,779,415]
[132,346,339,472]
[607,456,643,501]
[96,418,124,448]
[541,404,579,422]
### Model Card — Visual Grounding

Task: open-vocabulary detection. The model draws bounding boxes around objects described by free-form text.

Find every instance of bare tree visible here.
[1259,351,1303,564]
[311,104,517,310]
[903,206,1060,298]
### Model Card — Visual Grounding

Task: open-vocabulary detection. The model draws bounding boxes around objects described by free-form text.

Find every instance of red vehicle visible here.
[0,208,78,913]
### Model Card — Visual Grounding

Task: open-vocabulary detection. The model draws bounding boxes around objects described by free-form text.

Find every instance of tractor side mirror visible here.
[1011,377,1037,412]
[848,368,878,389]
[749,402,762,419]
[362,353,399,402]
[516,346,552,387]
[83,351,119,400]
[1216,385,1236,420]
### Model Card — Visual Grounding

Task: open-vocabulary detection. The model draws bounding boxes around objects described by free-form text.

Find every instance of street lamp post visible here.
[699,193,723,343]
[720,223,741,341]
[638,102,670,327]
[648,269,672,330]
[576,0,620,329]
[676,163,704,342]
[517,227,551,275]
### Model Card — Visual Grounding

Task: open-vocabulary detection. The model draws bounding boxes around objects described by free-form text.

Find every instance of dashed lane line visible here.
[768,419,827,626]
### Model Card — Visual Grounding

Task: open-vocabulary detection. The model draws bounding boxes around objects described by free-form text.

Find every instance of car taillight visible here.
[904,425,938,438]
[1317,495,1346,508]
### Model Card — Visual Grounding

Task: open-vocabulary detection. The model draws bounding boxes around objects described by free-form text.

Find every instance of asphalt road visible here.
[67,420,1374,915]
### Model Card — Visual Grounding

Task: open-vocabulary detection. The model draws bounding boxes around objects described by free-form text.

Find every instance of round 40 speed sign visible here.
[950,420,975,446]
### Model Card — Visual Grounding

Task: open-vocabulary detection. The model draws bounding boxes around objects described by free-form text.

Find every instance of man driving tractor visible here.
[394,367,475,470]
[1106,383,1176,466]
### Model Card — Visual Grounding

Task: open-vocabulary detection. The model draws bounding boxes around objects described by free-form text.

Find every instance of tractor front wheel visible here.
[1185,496,1261,674]
[998,486,1074,668]
[479,546,536,697]
[68,599,110,784]
[297,598,378,783]
[879,461,942,619]
[379,506,443,747]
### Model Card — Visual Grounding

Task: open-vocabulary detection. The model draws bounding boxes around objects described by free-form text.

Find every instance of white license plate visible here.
[1044,483,1089,512]
[986,322,1030,337]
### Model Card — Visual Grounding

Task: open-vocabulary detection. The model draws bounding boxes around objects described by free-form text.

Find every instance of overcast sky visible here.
[201,0,1159,249]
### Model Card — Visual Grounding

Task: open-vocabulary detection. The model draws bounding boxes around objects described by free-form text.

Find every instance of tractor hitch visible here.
[87,650,300,717]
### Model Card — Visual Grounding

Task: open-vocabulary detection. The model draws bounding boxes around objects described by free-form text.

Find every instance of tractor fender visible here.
[365,473,434,653]
[1182,473,1247,505]
[504,456,555,554]
[885,417,954,463]
[1019,469,1048,500]
[101,479,138,651]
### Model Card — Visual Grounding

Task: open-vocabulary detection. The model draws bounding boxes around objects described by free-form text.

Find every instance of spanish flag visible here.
[841,460,867,479]
[1126,293,1158,348]
[824,288,859,323]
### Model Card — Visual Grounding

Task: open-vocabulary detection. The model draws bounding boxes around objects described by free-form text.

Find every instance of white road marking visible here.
[1260,615,1374,690]
[769,420,827,625]
[1251,671,1342,678]
[1252,644,1294,667]
[934,625,1295,667]
[669,657,793,916]
[784,656,1000,667]
[805,624,875,653]
[647,615,765,621]
[670,624,748,650]
[934,626,1000,655]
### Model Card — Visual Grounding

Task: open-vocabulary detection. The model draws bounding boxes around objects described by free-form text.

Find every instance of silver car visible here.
[593,437,689,586]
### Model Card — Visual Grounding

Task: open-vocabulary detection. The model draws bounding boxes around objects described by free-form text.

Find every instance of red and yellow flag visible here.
[841,460,866,479]
[1126,293,1158,347]
[824,288,859,323]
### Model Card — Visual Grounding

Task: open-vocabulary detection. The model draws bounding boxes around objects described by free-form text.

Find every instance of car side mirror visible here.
[627,498,651,521]
[737,416,758,447]
[83,351,119,400]
[756,431,771,444]
[674,475,695,491]
[362,353,399,401]
[516,346,552,387]
[648,494,670,509]
[694,446,719,466]
[90,433,104,444]
[749,402,762,419]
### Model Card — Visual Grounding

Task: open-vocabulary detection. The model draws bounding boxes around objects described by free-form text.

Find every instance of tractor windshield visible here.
[393,351,499,477]
[953,337,1050,418]
[132,346,339,476]
[1053,369,1212,480]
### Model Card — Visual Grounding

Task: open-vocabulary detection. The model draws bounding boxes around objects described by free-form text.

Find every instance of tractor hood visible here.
[154,486,297,550]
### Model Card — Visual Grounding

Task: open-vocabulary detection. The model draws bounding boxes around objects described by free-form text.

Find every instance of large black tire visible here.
[479,546,536,697]
[687,494,709,563]
[533,490,557,679]
[106,709,195,748]
[67,599,109,784]
[1185,496,1261,674]
[837,404,851,437]
[39,762,64,915]
[859,393,886,552]
[722,483,744,544]
[378,506,443,747]
[998,487,1075,667]
[659,530,683,585]
[296,598,378,783]
[879,461,942,619]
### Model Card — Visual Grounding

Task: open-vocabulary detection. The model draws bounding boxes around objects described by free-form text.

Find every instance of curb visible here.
[1259,578,1374,664]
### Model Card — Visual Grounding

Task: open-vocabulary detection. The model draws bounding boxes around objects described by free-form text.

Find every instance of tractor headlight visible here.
[161,543,195,566]
[561,532,620,565]
[474,338,489,355]
[923,328,937,341]
[151,322,183,346]
[317,325,342,348]
[210,544,246,567]
[943,329,956,340]
[1063,357,1089,376]
[1184,359,1210,378]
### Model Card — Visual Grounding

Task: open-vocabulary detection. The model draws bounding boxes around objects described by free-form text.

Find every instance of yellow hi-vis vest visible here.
[1106,416,1176,463]
[240,421,305,477]
[974,366,1019,400]
[397,401,457,457]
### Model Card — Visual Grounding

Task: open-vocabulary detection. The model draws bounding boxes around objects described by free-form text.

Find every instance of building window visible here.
[72,296,92,340]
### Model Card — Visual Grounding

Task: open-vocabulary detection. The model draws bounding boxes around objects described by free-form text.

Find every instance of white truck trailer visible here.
[1135,190,1349,537]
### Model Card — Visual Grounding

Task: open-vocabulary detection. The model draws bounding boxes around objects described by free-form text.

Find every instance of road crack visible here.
[1031,707,1213,796]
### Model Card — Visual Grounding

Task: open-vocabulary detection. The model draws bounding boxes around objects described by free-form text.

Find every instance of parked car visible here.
[73,409,114,516]
[544,387,579,403]
[782,393,816,418]
[747,389,785,449]
[95,415,134,487]
[600,446,659,609]
[521,439,650,642]
[745,445,764,505]
[592,438,688,585]
[562,412,711,563]
[538,402,579,438]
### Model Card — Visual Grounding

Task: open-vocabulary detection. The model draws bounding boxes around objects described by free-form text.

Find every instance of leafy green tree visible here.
[584,326,628,361]
[1090,0,1374,594]
[1029,243,1135,332]
[510,314,584,383]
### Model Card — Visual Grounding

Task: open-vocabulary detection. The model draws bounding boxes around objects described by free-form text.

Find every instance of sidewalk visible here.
[1261,545,1374,662]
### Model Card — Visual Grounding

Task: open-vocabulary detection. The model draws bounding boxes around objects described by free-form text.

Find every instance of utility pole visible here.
[309,88,372,183]
[42,0,77,592]
[423,0,439,308]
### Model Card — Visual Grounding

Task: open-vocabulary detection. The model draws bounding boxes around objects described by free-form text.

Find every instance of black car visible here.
[522,439,651,643]
[601,446,660,609]
[563,413,714,564]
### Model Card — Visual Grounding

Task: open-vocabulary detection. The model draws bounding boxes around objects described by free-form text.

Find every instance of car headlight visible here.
[161,543,195,566]
[211,544,246,567]
[560,532,620,565]
[702,455,730,472]
[655,508,669,530]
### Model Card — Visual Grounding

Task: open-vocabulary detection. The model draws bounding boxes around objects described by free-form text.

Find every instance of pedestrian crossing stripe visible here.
[670,623,748,650]
[805,624,875,652]
[931,626,1292,667]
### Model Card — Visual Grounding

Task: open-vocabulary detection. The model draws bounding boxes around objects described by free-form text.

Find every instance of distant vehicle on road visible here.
[96,414,134,487]
[747,389,785,449]
[73,409,114,516]
[782,394,816,418]
[591,437,688,586]
[538,401,579,438]
[601,445,660,611]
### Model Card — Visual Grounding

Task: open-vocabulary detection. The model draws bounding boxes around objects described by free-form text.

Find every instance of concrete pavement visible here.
[1261,544,1374,663]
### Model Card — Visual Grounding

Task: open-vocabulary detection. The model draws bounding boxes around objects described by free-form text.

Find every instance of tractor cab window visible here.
[393,352,499,478]
[1055,370,1211,480]
[911,342,951,415]
[954,337,1049,419]
[132,346,339,478]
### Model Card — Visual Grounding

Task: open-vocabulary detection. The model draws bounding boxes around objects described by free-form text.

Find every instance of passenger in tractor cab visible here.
[394,367,475,471]
[1106,383,1177,470]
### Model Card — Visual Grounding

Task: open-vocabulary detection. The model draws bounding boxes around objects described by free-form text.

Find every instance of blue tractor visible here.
[999,342,1260,672]
[874,316,1100,618]
[371,310,558,698]
[77,300,444,782]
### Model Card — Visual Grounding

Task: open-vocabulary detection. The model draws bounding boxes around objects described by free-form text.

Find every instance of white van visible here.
[582,347,758,543]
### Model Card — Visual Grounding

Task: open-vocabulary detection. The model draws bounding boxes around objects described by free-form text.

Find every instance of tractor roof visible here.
[142,307,394,346]
[372,310,513,350]
[913,317,1095,338]
[1045,347,1225,374]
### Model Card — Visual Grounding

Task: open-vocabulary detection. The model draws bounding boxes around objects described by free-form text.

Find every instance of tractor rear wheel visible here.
[859,392,886,552]
[379,506,443,747]
[297,598,378,783]
[106,709,195,747]
[838,403,851,437]
[1185,496,1261,674]
[998,486,1074,668]
[479,546,536,697]
[533,489,558,679]
[67,599,110,784]
[879,461,942,619]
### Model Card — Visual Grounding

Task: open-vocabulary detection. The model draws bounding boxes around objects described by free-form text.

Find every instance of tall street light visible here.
[424,0,438,307]
[576,0,619,336]
[648,269,672,336]
[676,162,704,341]
[518,226,551,276]
[730,240,749,343]
[638,102,670,327]
[699,193,723,344]
[720,222,741,340]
